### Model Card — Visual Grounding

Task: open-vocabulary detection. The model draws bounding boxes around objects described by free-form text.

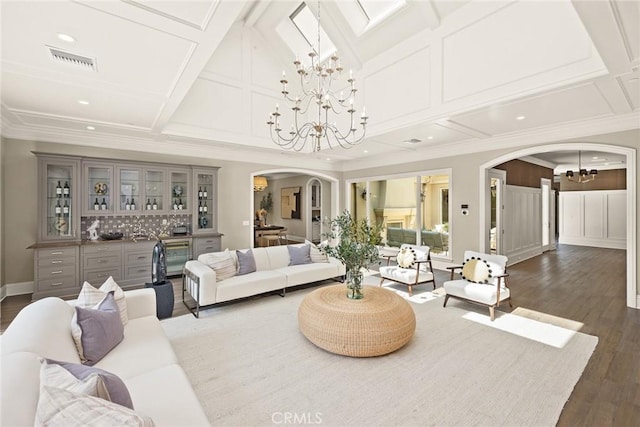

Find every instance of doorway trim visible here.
[487,168,506,255]
[250,169,339,246]
[478,143,636,309]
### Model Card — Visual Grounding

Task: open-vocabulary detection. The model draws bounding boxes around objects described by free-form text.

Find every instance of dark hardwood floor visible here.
[2,244,637,426]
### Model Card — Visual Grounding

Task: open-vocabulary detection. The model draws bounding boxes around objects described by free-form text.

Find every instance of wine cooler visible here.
[165,240,191,277]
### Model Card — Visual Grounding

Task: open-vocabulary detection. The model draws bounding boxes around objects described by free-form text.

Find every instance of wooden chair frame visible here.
[443,265,512,321]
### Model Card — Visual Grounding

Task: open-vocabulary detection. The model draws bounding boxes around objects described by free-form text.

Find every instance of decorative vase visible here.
[151,240,167,285]
[346,269,364,299]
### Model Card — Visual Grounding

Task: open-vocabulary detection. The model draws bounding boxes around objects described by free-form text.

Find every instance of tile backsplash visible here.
[81,214,191,239]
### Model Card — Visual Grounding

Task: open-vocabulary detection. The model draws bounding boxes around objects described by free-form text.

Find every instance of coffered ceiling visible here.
[1,0,638,171]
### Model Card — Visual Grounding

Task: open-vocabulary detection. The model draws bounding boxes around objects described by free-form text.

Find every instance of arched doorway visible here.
[478,143,636,308]
[250,169,339,247]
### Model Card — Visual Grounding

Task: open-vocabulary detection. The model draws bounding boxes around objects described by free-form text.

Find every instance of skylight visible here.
[290,2,336,60]
[356,0,404,23]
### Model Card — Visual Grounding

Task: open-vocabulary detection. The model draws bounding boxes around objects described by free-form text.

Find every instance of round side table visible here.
[298,284,416,357]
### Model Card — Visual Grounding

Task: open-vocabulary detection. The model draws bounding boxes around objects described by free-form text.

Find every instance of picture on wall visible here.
[281,187,301,219]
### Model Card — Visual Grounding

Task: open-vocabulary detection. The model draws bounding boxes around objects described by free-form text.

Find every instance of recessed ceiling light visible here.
[516,115,526,120]
[78,100,89,105]
[86,126,95,130]
[57,33,76,43]
[363,150,369,153]
[325,158,331,161]
[426,136,434,140]
[592,156,599,160]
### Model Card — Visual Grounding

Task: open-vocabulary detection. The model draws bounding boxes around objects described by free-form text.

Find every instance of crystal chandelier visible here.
[267,1,368,152]
[565,151,597,183]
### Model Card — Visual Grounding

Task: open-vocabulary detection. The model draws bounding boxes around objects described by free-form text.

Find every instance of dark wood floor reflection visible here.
[2,245,637,426]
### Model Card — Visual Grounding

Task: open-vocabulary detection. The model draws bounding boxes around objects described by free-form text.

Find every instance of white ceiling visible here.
[1,0,638,171]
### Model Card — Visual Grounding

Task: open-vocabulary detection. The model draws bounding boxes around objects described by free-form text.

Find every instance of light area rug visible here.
[162,285,597,427]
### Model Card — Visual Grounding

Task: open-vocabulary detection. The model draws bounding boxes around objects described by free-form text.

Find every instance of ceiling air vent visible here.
[47,46,97,71]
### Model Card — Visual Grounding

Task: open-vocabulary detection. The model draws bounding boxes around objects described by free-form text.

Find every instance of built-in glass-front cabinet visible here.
[193,168,218,233]
[170,169,190,212]
[38,156,81,241]
[84,162,114,215]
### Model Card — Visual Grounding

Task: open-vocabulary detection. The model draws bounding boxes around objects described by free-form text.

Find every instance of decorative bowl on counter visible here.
[100,232,123,241]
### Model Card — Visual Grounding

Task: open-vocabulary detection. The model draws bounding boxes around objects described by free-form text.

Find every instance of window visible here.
[356,0,404,22]
[290,2,336,60]
[348,170,451,258]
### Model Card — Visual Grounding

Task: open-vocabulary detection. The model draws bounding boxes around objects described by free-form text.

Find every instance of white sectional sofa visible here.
[183,244,346,317]
[1,288,210,426]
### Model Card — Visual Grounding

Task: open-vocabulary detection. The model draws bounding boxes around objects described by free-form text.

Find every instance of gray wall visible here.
[1,136,638,304]
[1,138,342,286]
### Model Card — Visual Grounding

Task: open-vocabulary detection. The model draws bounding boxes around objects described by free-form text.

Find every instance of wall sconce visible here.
[361,189,368,200]
[253,176,268,192]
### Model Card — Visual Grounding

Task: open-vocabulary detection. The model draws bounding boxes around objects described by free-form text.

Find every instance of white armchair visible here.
[379,244,436,296]
[443,250,511,321]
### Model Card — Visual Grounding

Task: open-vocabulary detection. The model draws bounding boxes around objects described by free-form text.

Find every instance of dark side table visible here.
[145,281,174,319]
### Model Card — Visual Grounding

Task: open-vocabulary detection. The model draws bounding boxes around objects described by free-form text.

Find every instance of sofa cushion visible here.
[71,292,124,366]
[288,244,312,265]
[77,277,128,326]
[305,240,328,263]
[124,364,210,427]
[236,249,257,275]
[35,385,153,427]
[276,263,342,287]
[444,279,511,305]
[215,270,287,303]
[1,352,41,427]
[94,316,178,380]
[207,255,236,282]
[42,358,134,409]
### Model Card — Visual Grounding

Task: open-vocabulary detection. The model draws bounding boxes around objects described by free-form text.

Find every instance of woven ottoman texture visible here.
[298,284,416,357]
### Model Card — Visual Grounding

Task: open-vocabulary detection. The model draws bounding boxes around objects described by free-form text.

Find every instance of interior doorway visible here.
[488,169,506,255]
[541,178,554,252]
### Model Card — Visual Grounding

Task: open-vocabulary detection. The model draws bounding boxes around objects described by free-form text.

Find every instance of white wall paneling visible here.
[503,185,542,264]
[363,47,431,126]
[559,190,627,249]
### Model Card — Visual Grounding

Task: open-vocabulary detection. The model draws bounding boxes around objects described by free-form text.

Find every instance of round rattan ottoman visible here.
[298,284,416,357]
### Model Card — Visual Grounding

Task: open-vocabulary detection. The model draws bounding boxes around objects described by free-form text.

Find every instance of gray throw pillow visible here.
[43,358,134,409]
[75,292,124,366]
[288,245,312,266]
[236,249,257,275]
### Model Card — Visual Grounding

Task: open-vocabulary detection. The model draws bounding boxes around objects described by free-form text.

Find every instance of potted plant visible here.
[322,210,383,299]
[259,192,273,226]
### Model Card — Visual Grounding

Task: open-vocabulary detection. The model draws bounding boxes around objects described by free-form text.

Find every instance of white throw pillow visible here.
[77,277,128,326]
[305,240,328,263]
[35,386,154,427]
[396,247,416,268]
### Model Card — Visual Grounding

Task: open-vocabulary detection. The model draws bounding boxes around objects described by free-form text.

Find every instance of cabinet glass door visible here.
[144,169,165,212]
[118,168,141,213]
[195,172,214,231]
[85,164,113,214]
[170,170,189,212]
[45,163,75,239]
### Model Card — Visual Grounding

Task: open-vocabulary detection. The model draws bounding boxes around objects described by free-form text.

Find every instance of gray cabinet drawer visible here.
[194,237,220,257]
[37,265,77,278]
[36,275,78,292]
[125,265,151,279]
[84,269,122,284]
[37,255,76,268]
[84,253,121,269]
[83,243,122,254]
[37,247,78,259]
[125,251,152,267]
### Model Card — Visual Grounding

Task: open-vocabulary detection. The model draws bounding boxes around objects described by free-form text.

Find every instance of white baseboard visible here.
[506,247,543,266]
[559,237,626,250]
[636,294,640,310]
[4,281,34,297]
[0,285,6,302]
